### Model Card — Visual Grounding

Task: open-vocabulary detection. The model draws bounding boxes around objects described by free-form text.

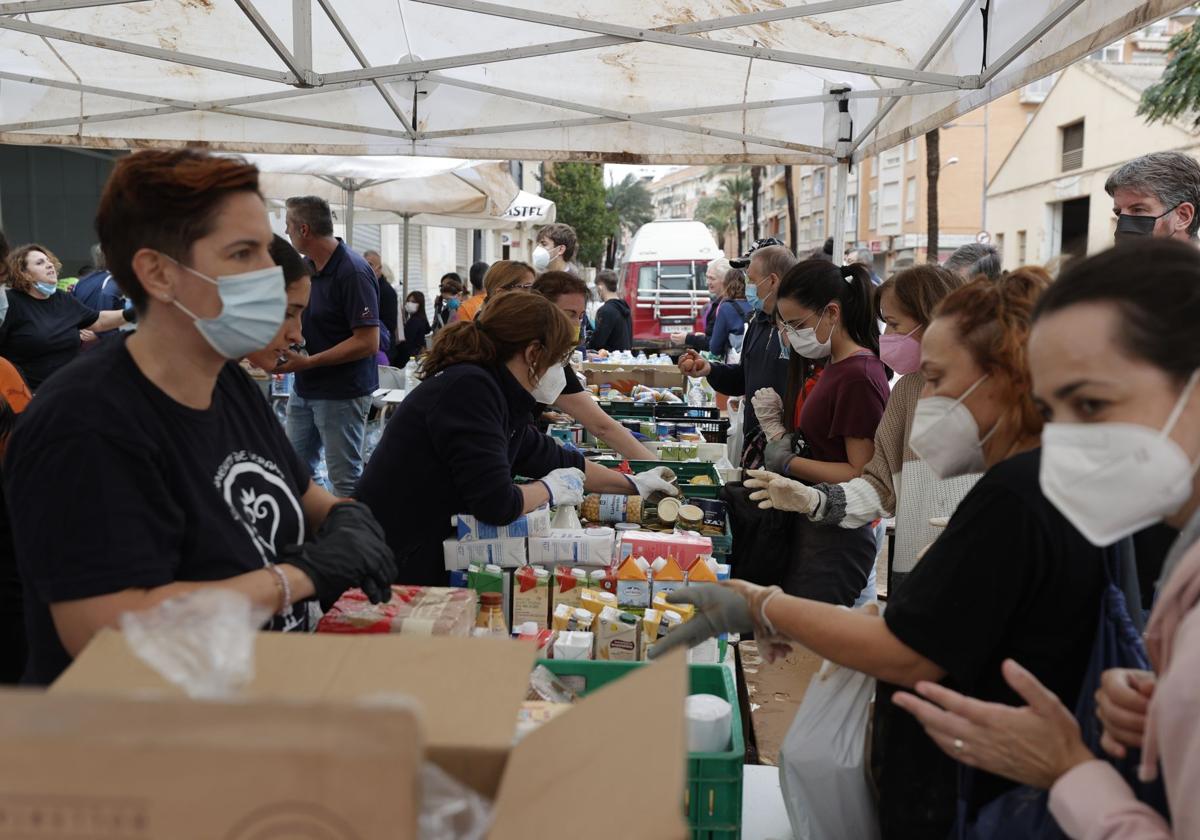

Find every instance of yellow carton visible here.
[652,591,695,623]
[594,607,639,662]
[551,603,594,632]
[639,608,684,660]
[579,588,618,621]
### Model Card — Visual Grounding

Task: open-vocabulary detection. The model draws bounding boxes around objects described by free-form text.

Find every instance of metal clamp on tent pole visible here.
[826,86,853,258]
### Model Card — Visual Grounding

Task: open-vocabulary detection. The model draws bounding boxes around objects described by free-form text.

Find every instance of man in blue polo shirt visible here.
[277,195,380,496]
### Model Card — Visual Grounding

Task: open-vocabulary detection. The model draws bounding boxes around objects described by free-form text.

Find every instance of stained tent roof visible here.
[0,0,1190,164]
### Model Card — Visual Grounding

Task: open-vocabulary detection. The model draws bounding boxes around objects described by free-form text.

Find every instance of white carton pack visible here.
[443,537,527,571]
[454,505,551,541]
[552,631,594,661]
[527,527,615,567]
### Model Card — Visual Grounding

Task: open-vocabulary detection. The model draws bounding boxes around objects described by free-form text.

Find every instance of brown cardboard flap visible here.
[55,630,538,752]
[0,688,421,839]
[490,651,691,840]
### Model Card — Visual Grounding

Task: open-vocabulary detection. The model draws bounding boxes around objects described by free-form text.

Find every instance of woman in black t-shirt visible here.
[0,244,131,390]
[652,271,1110,838]
[5,150,397,685]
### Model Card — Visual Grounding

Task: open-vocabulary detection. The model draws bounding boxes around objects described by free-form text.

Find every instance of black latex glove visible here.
[282,501,398,610]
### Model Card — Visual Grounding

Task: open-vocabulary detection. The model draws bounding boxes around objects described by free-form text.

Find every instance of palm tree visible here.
[784,166,798,250]
[926,128,940,263]
[750,165,764,241]
[695,194,736,250]
[605,174,654,267]
[717,172,751,254]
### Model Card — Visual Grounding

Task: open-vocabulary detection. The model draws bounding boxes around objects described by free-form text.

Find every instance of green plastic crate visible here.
[537,659,743,839]
[626,460,724,499]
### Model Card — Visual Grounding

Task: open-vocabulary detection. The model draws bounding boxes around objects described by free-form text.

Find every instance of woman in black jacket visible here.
[392,290,432,367]
[357,292,641,585]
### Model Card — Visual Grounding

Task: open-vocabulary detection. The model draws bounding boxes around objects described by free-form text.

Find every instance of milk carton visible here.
[594,607,639,662]
[552,567,588,613]
[650,555,685,600]
[616,554,651,609]
[512,565,551,630]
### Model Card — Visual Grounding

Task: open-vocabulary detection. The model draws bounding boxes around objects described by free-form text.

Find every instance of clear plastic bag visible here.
[418,762,492,840]
[120,588,267,699]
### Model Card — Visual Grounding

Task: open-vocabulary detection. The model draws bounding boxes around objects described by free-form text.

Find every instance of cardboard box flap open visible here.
[55,630,537,753]
[490,650,690,840]
[0,689,422,839]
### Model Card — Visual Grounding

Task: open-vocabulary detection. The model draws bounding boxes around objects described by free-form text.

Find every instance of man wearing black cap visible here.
[677,238,797,468]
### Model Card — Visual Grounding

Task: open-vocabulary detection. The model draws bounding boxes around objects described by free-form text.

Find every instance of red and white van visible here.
[619,220,722,346]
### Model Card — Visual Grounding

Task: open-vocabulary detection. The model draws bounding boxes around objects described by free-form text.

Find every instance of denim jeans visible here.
[286,393,372,497]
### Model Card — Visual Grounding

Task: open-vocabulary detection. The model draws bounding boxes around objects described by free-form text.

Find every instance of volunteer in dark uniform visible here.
[6,150,396,686]
[358,292,667,586]
[677,239,797,469]
[1,244,132,389]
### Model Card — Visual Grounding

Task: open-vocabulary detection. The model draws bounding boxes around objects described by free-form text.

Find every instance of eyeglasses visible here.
[773,310,819,332]
[506,282,536,291]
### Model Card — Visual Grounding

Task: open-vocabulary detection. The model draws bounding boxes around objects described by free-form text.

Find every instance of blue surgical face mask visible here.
[35,282,58,297]
[168,257,287,359]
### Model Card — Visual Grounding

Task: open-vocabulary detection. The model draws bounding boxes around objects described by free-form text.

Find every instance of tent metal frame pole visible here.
[849,0,976,156]
[344,179,356,248]
[314,0,417,137]
[324,0,905,85]
[411,0,974,89]
[292,0,312,75]
[831,161,851,258]
[234,0,312,83]
[980,0,1088,84]
[402,214,411,304]
[0,16,295,84]
[0,0,146,12]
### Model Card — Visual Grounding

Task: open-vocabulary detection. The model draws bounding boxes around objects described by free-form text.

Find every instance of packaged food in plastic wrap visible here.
[316,586,478,637]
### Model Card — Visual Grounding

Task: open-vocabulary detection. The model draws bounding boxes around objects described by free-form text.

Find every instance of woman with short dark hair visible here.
[6,149,396,685]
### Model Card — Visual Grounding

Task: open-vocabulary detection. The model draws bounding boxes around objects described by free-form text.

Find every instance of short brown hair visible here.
[95,149,261,310]
[533,270,589,304]
[595,269,618,294]
[484,260,535,297]
[875,264,964,327]
[6,244,61,295]
[722,268,747,300]
[934,270,1051,441]
[422,291,575,380]
[537,223,578,263]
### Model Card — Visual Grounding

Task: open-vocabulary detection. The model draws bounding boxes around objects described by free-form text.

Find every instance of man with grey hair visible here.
[944,242,1002,280]
[682,255,731,351]
[278,195,381,496]
[1105,151,1200,242]
[678,238,797,467]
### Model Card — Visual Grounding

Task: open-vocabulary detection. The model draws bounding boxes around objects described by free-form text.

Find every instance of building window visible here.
[994,232,1004,259]
[880,182,901,230]
[801,175,812,199]
[1017,230,1027,264]
[882,150,902,169]
[1090,40,1124,63]
[1061,121,1084,172]
[845,194,858,231]
[813,212,824,240]
[814,168,826,198]
[869,190,878,230]
[904,177,917,222]
[907,138,918,161]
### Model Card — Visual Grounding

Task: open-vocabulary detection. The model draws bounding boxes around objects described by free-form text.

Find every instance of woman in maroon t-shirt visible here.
[757,259,888,603]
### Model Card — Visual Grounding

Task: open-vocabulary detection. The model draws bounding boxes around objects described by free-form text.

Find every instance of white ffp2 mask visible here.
[530,363,567,404]
[909,375,994,479]
[1040,370,1200,546]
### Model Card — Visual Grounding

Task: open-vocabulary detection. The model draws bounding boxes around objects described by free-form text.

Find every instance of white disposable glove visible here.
[751,387,787,442]
[624,466,681,499]
[540,467,586,507]
[743,468,823,514]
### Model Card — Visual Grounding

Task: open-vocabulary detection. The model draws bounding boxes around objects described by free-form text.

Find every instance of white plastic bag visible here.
[726,397,744,466]
[779,658,880,840]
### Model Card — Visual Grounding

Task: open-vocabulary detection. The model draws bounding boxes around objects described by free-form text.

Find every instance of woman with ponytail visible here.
[357,291,644,585]
[743,259,890,604]
[653,269,1116,839]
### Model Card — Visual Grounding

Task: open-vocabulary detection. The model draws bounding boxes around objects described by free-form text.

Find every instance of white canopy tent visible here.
[0,0,1189,247]
[246,153,519,292]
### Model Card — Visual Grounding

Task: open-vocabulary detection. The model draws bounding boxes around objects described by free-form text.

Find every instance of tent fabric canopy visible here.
[0,0,1189,164]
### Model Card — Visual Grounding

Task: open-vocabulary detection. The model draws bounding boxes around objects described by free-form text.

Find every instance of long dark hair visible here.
[778,259,879,354]
[405,290,427,323]
[1034,239,1200,384]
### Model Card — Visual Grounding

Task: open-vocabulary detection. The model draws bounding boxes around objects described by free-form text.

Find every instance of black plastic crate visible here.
[655,404,722,420]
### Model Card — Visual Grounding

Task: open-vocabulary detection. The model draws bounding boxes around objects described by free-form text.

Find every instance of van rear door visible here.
[628,260,709,344]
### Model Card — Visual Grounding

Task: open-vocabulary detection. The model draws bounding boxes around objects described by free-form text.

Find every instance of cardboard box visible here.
[619,529,713,571]
[456,505,551,541]
[527,528,614,567]
[582,365,685,392]
[46,630,690,839]
[443,536,526,570]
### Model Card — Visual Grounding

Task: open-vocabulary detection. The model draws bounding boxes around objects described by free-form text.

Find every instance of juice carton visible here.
[552,630,594,660]
[650,555,685,600]
[616,554,651,609]
[551,603,594,632]
[594,607,639,661]
[592,565,618,597]
[468,563,505,595]
[579,588,618,622]
[639,608,684,660]
[512,565,551,630]
[652,591,695,623]
[552,567,588,613]
[685,556,719,585]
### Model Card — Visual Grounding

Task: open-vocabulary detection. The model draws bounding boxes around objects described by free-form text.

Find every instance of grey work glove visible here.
[763,435,796,476]
[647,583,757,659]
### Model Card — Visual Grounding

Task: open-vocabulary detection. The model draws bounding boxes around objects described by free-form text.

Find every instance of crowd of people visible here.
[0,145,1195,839]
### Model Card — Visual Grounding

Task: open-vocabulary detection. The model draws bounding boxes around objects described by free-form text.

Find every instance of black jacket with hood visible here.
[588,298,633,352]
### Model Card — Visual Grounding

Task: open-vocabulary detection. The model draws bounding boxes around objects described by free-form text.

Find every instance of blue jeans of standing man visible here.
[286,393,373,497]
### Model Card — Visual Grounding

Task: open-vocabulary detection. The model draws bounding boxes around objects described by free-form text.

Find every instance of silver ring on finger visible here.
[953,738,966,755]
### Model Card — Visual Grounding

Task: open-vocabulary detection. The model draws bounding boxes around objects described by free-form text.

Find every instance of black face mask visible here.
[1115,204,1179,240]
